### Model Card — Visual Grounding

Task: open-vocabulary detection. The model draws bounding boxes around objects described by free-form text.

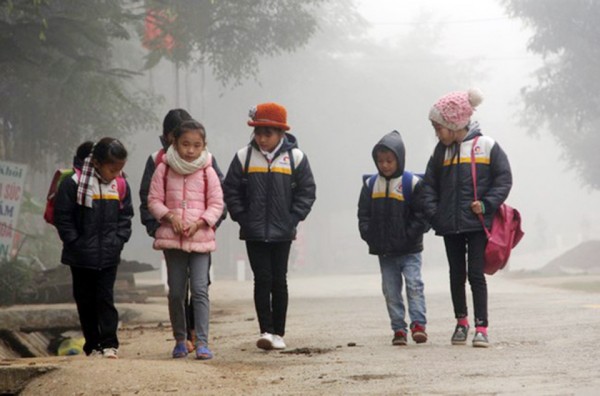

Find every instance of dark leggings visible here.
[246,241,292,337]
[443,231,488,327]
[70,265,119,355]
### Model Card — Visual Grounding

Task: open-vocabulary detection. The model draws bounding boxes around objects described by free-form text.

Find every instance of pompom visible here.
[468,88,484,108]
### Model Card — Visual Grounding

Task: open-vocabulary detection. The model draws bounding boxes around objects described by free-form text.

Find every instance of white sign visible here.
[0,160,28,259]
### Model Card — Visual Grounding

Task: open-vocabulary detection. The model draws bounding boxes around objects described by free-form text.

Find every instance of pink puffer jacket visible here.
[148,154,224,253]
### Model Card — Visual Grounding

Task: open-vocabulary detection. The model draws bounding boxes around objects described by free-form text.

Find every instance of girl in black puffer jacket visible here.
[54,138,133,358]
[422,89,512,349]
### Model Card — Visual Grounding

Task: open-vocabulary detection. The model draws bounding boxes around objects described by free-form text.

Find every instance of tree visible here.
[0,0,156,169]
[141,0,326,86]
[502,0,600,189]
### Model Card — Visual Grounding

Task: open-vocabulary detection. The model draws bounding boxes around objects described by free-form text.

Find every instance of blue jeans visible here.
[379,253,426,333]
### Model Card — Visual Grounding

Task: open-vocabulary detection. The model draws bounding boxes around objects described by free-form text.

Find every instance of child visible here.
[148,119,224,360]
[53,138,133,359]
[139,108,226,352]
[223,102,316,351]
[357,130,429,346]
[422,89,512,348]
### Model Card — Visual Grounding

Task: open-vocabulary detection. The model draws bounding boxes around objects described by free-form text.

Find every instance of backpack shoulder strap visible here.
[288,148,297,189]
[365,174,378,192]
[402,171,414,203]
[243,145,252,175]
[116,176,127,202]
[154,148,166,167]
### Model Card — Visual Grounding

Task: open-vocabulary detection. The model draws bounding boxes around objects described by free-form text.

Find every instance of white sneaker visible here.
[271,335,286,350]
[102,348,119,359]
[256,333,273,350]
[89,349,103,358]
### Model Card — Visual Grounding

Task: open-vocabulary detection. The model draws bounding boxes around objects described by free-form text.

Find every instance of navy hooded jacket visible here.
[357,131,429,256]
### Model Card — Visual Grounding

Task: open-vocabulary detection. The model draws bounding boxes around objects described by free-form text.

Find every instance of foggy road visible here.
[20,270,600,395]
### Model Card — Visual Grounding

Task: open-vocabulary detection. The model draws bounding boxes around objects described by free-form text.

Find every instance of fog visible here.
[120,0,600,279]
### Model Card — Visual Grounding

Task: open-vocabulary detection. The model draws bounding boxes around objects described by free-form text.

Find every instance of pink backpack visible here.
[470,137,524,275]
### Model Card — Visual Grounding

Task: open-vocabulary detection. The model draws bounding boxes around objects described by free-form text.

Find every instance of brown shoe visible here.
[410,323,428,344]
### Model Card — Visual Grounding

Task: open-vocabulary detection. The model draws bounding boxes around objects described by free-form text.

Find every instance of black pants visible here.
[443,231,488,327]
[70,265,119,355]
[246,241,291,337]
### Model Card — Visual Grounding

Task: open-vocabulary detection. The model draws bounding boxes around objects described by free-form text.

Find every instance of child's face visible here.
[254,127,283,153]
[432,121,456,146]
[175,129,205,162]
[376,150,398,178]
[94,159,126,183]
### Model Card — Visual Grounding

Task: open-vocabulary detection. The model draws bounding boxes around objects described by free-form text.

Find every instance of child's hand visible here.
[470,200,484,215]
[166,213,184,234]
[184,219,207,238]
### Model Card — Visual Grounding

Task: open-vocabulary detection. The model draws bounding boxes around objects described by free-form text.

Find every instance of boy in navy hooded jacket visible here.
[358,130,429,346]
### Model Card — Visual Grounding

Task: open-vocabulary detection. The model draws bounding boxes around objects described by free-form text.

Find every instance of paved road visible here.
[17,270,600,395]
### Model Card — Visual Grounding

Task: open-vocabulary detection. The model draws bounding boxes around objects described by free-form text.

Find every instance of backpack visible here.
[44,167,127,225]
[470,136,524,275]
[364,171,422,204]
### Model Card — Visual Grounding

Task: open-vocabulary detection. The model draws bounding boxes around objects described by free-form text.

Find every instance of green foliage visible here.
[503,0,600,189]
[142,0,326,86]
[0,0,157,170]
[0,256,35,306]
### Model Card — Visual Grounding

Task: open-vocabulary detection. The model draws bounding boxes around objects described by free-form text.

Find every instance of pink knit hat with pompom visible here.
[429,89,484,131]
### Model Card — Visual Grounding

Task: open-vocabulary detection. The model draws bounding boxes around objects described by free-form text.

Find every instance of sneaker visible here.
[472,331,490,348]
[271,335,286,350]
[256,333,274,350]
[172,342,189,358]
[392,330,407,346]
[451,324,470,345]
[102,348,118,359]
[410,323,428,344]
[195,345,213,360]
[89,349,103,358]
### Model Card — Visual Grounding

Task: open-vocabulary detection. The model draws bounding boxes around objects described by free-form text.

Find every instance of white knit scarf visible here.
[165,145,209,175]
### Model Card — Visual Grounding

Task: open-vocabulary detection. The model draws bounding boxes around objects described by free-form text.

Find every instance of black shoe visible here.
[451,324,469,345]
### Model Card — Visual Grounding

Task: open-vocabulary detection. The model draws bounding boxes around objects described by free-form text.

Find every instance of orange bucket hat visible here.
[247,102,290,131]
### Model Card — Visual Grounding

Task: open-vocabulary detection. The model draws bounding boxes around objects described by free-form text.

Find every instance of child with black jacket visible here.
[358,130,430,346]
[54,138,133,359]
[223,102,316,351]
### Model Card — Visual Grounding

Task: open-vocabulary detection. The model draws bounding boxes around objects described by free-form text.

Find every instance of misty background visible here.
[5,0,600,279]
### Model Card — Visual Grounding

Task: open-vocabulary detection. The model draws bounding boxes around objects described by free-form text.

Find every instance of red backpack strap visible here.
[470,136,490,237]
[116,176,127,202]
[154,148,166,167]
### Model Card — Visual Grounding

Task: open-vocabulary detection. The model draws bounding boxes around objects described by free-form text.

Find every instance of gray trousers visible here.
[164,249,210,345]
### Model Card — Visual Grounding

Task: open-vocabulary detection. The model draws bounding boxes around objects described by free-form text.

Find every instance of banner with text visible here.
[0,160,28,260]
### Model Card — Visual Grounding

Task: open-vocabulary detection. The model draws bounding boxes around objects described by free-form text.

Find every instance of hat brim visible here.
[248,120,290,131]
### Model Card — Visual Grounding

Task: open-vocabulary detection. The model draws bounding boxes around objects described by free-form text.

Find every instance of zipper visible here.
[453,143,462,232]
[265,157,272,241]
[180,175,187,249]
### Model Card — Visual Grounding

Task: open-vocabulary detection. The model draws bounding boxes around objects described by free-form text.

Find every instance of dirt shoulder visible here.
[7,272,600,395]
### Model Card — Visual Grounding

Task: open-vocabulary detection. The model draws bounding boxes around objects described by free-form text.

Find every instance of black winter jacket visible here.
[139,143,225,237]
[54,174,133,269]
[223,133,316,241]
[357,131,429,256]
[422,123,512,235]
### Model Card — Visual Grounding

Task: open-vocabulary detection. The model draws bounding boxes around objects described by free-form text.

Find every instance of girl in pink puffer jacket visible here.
[148,119,223,360]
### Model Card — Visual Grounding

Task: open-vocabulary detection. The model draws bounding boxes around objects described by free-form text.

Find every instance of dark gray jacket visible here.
[54,174,133,269]
[223,133,316,241]
[422,123,512,235]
